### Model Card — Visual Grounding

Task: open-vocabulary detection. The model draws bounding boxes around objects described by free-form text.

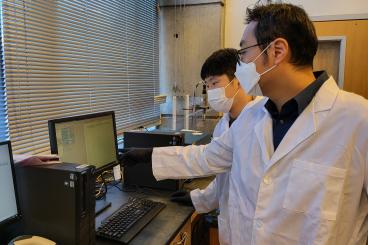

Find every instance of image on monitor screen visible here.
[0,141,20,225]
[48,111,118,172]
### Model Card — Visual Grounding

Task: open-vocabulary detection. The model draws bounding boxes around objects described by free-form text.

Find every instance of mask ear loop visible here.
[252,41,277,75]
[224,78,235,89]
[260,63,277,76]
[225,78,240,99]
[251,41,274,63]
[232,87,240,99]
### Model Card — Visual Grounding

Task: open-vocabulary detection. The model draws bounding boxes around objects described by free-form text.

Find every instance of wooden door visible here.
[314,20,368,99]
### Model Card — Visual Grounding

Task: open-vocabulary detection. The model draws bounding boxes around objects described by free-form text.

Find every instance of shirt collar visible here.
[294,71,328,114]
[229,116,236,127]
[265,71,329,118]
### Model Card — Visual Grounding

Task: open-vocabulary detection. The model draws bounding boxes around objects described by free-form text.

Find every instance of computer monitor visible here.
[0,141,20,225]
[48,111,119,173]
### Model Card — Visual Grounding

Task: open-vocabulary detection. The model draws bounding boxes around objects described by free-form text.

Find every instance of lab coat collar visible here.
[313,76,339,113]
[254,111,274,163]
[256,76,339,169]
[254,98,274,163]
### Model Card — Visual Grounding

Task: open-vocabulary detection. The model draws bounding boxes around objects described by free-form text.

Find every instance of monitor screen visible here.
[48,111,118,172]
[0,141,19,225]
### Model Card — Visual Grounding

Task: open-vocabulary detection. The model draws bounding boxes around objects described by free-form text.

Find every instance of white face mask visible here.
[235,42,276,96]
[207,79,239,113]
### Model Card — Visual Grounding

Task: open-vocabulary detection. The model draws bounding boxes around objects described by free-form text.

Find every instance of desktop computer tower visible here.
[123,131,185,191]
[15,163,96,245]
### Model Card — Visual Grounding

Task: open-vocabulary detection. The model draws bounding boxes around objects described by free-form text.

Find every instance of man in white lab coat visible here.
[122,3,368,244]
[170,48,254,245]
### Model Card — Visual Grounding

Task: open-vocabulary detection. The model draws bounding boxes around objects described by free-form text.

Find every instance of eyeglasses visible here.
[237,43,265,57]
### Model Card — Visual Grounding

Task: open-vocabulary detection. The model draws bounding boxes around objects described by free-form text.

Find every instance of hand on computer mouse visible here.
[119,147,153,167]
[170,190,193,207]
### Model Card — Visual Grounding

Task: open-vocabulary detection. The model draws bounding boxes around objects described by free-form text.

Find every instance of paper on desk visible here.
[113,165,122,180]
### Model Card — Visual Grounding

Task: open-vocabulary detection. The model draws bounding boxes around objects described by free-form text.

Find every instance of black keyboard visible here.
[96,197,166,244]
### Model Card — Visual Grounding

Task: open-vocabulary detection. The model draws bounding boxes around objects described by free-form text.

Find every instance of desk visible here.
[96,185,194,245]
[0,180,211,245]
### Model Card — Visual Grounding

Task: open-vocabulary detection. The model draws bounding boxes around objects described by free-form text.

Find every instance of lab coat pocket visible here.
[283,159,346,220]
[218,215,230,245]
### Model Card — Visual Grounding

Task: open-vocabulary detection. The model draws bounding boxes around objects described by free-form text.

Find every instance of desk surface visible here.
[95,186,194,245]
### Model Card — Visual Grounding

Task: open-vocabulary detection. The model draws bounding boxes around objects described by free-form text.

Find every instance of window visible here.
[2,0,160,154]
[0,4,9,142]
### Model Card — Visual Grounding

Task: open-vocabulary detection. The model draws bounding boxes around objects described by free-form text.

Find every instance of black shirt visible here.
[264,71,329,150]
[229,116,236,127]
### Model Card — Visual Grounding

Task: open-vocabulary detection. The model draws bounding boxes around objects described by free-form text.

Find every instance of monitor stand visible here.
[95,199,112,216]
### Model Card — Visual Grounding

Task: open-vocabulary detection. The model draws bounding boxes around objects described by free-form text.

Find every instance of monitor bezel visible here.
[0,141,21,226]
[48,111,119,174]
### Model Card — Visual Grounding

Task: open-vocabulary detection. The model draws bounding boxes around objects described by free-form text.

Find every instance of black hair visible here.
[200,48,239,81]
[246,3,317,67]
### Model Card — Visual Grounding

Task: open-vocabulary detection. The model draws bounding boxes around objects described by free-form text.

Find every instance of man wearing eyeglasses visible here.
[122,3,368,244]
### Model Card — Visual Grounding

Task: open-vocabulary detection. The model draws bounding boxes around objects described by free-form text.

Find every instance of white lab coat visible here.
[153,77,368,245]
[190,113,231,245]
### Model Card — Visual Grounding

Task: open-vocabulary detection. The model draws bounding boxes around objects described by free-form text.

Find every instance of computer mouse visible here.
[8,235,56,245]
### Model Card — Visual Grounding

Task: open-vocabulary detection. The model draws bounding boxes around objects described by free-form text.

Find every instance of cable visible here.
[95,170,118,199]
[95,173,108,200]
[107,180,123,192]
[97,169,139,193]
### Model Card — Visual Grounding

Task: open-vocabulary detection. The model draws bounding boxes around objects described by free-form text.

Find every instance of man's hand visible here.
[170,190,193,207]
[14,154,60,166]
[119,148,153,167]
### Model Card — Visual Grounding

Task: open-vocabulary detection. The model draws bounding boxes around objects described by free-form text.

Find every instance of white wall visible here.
[159,3,224,114]
[224,0,368,48]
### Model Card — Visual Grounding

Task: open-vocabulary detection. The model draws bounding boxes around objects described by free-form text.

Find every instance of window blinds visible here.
[0,5,9,142]
[2,0,160,154]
